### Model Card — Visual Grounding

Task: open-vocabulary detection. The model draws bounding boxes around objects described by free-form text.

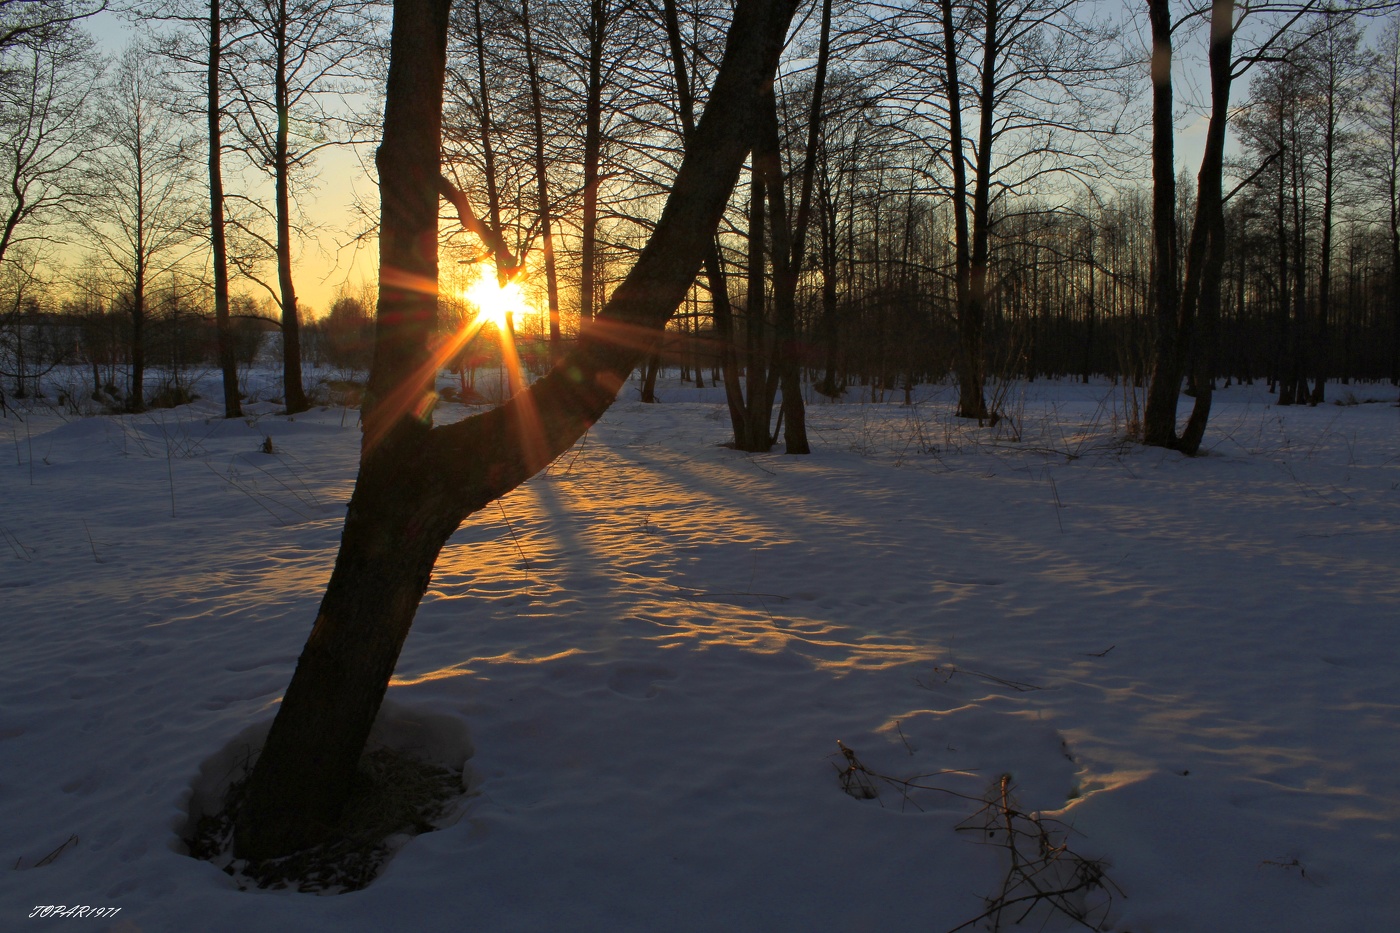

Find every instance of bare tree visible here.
[1362,13,1400,386]
[140,0,259,418]
[0,0,105,55]
[0,248,54,399]
[745,2,832,456]
[1140,0,1367,451]
[861,0,1129,421]
[226,0,373,412]
[77,44,201,411]
[0,13,95,266]
[231,0,801,863]
[1302,12,1367,403]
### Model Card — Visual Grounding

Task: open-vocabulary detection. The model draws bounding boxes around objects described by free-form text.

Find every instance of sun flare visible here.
[462,263,532,330]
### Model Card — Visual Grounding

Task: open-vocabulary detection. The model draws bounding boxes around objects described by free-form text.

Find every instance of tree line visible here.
[6,0,1400,442]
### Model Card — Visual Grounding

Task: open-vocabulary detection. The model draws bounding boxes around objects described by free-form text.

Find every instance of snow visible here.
[2,371,1398,932]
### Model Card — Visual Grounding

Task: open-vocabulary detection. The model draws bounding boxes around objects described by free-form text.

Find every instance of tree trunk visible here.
[957,0,997,422]
[940,0,978,420]
[1312,49,1337,406]
[661,0,745,436]
[757,85,809,454]
[1274,94,1292,401]
[275,0,308,414]
[1391,169,1400,386]
[1144,0,1233,455]
[130,258,146,411]
[1141,0,1181,446]
[815,168,840,397]
[641,352,661,402]
[740,161,776,451]
[210,0,242,419]
[1175,0,1234,454]
[233,0,799,862]
[765,0,830,455]
[579,0,605,326]
[522,0,561,360]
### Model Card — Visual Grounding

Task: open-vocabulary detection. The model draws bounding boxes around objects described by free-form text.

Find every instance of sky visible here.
[70,2,1237,320]
[82,9,381,317]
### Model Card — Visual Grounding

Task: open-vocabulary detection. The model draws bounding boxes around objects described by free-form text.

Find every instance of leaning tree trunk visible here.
[1175,0,1234,455]
[233,0,800,862]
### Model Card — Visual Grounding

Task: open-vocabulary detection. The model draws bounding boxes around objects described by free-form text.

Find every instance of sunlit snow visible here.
[2,369,1397,931]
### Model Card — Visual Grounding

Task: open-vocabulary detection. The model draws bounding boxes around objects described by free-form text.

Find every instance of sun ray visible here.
[362,307,493,452]
[363,262,548,461]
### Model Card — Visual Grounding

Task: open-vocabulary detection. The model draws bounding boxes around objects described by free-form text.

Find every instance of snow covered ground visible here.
[2,370,1397,932]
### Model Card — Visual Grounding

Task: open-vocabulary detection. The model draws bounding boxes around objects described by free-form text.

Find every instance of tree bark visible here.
[1142,0,1181,446]
[233,0,799,862]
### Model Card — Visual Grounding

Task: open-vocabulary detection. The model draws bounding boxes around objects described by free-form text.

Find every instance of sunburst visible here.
[461,263,532,331]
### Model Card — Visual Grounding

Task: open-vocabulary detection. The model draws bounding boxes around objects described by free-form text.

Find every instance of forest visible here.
[4,0,1400,435]
[3,0,1399,929]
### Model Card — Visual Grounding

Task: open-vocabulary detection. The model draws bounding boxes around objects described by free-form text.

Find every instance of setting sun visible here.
[461,263,532,330]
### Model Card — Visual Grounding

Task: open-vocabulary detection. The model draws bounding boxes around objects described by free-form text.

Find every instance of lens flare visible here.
[462,263,531,330]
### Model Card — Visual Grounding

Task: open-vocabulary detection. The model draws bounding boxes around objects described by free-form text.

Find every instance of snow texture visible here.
[2,371,1397,932]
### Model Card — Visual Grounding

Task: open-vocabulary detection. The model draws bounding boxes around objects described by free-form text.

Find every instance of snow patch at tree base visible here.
[180,701,474,894]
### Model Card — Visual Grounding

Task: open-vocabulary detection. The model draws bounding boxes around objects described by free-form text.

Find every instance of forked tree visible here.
[1141,0,1353,453]
[233,0,802,861]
